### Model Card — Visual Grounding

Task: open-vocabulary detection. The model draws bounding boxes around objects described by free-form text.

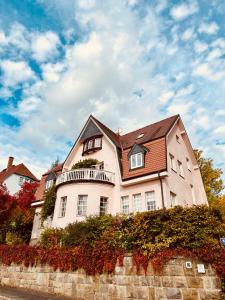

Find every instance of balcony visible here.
[56,169,115,186]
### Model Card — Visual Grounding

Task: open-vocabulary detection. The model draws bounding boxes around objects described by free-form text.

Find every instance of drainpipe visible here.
[158,172,165,210]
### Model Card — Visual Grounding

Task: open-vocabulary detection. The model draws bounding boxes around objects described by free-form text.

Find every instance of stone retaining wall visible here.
[0,256,222,299]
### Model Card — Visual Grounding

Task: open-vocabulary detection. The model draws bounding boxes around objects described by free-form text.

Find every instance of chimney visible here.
[7,157,14,169]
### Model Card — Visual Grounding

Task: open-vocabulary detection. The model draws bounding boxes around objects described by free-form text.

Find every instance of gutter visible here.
[158,172,165,210]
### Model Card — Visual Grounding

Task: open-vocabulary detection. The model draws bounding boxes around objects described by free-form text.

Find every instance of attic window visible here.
[83,136,102,155]
[136,133,144,139]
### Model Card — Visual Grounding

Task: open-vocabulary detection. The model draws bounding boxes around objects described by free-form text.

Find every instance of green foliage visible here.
[194,149,224,205]
[41,185,56,223]
[72,158,100,169]
[5,232,24,245]
[61,214,115,248]
[40,228,63,249]
[40,206,225,256]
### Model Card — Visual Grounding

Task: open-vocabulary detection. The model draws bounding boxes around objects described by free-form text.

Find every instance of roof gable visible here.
[80,119,102,141]
[128,143,149,157]
[0,163,39,184]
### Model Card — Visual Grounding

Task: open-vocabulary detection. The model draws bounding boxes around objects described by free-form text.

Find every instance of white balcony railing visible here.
[56,168,115,186]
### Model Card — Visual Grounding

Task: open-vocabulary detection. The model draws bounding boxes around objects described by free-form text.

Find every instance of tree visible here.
[0,182,38,244]
[194,149,224,205]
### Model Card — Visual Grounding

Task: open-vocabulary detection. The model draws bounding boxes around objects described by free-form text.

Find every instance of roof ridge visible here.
[121,114,179,137]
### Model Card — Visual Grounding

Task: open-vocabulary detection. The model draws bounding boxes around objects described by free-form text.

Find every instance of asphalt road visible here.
[0,286,73,300]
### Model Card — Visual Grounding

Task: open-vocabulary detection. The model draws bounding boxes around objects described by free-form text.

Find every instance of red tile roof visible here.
[0,163,39,184]
[34,163,63,202]
[120,115,179,149]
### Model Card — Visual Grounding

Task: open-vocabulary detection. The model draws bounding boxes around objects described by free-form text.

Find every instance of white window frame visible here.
[100,197,108,216]
[94,137,102,148]
[77,195,87,216]
[169,154,176,172]
[170,192,176,208]
[130,153,144,169]
[59,196,67,218]
[133,193,142,212]
[18,176,25,186]
[45,179,54,190]
[121,196,129,214]
[145,191,156,211]
[178,160,184,178]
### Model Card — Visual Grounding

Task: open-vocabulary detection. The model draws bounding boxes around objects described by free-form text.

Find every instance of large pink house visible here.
[50,114,207,228]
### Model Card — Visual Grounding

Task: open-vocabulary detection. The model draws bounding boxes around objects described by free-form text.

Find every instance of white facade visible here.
[4,174,32,195]
[51,116,208,229]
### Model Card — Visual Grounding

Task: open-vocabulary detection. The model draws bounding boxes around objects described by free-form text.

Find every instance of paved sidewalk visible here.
[0,286,74,300]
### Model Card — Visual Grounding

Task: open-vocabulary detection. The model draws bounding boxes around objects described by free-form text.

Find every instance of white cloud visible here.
[159,91,174,104]
[214,125,225,135]
[170,1,198,20]
[0,60,35,87]
[193,63,224,81]
[31,31,60,62]
[199,22,219,35]
[167,102,192,115]
[194,40,208,53]
[216,110,225,116]
[176,84,194,97]
[181,27,194,41]
[15,96,42,120]
[41,62,65,82]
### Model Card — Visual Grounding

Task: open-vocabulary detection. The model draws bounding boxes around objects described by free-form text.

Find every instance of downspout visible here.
[158,172,165,210]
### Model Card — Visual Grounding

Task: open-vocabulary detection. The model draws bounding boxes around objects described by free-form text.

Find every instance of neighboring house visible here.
[0,157,39,195]
[50,114,207,229]
[30,163,63,245]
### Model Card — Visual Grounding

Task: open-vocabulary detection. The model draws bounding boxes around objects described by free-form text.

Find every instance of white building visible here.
[0,157,39,195]
[51,114,207,228]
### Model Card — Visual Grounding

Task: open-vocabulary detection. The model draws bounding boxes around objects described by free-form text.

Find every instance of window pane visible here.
[133,193,142,212]
[137,153,143,167]
[121,196,129,214]
[131,155,136,168]
[100,197,108,215]
[88,140,92,149]
[77,195,87,216]
[95,138,101,148]
[59,196,67,217]
[170,192,176,208]
[146,191,156,211]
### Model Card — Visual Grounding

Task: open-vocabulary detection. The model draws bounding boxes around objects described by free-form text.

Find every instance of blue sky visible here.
[0,0,225,178]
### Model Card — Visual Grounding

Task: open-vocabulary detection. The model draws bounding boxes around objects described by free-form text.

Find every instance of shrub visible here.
[40,228,64,249]
[72,158,100,169]
[41,185,56,223]
[5,232,24,245]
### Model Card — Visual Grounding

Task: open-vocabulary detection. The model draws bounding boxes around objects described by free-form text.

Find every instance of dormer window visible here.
[128,143,148,170]
[83,136,102,155]
[131,153,144,169]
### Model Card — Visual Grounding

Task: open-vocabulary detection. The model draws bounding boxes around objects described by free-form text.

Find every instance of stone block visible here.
[155,287,165,300]
[161,276,174,287]
[165,288,182,299]
[182,289,198,300]
[211,277,221,289]
[129,286,149,299]
[187,277,203,288]
[148,287,155,300]
[169,265,184,276]
[174,276,187,288]
[199,290,221,300]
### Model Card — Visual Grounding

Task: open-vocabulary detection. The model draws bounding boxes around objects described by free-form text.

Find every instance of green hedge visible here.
[40,205,225,255]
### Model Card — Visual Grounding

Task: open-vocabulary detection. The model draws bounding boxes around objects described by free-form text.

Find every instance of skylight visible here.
[136,133,144,139]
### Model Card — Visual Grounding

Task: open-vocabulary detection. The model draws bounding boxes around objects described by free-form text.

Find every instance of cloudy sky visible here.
[0,0,225,178]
